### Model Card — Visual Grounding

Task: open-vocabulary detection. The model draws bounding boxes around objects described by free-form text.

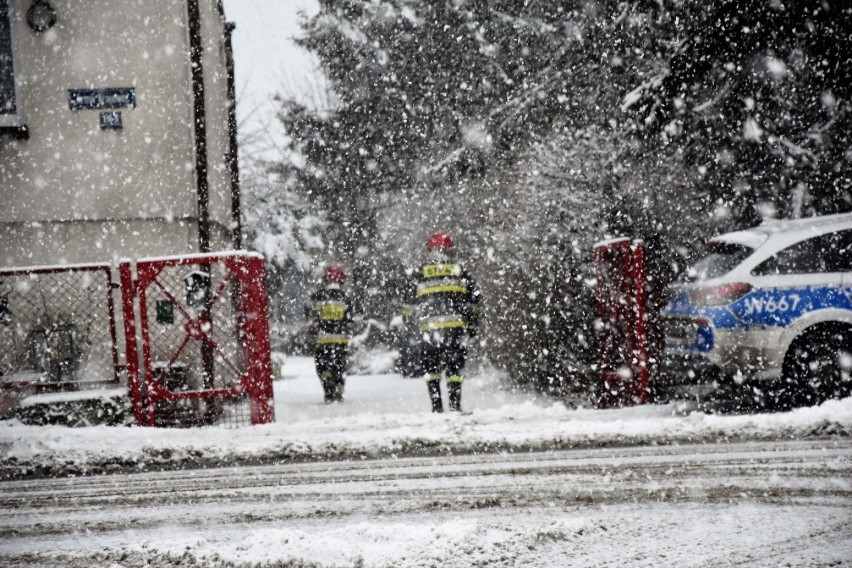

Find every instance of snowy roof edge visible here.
[132,250,264,264]
[0,261,112,274]
[592,237,641,249]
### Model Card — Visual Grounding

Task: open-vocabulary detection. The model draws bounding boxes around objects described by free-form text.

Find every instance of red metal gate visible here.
[593,238,650,407]
[120,252,274,427]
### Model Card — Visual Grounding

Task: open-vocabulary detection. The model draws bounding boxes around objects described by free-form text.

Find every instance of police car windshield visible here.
[681,241,753,282]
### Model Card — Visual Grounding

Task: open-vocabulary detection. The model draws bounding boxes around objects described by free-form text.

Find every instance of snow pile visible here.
[143,506,851,568]
[1,356,850,479]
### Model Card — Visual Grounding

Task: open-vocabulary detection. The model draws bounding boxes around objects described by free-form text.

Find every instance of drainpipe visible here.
[224,21,242,249]
[187,0,210,253]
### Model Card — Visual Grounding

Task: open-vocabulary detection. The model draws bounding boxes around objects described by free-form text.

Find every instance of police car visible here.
[664,213,852,406]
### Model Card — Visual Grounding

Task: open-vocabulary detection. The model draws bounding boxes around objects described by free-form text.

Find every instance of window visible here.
[826,230,852,272]
[0,0,21,127]
[680,242,754,282]
[753,230,852,276]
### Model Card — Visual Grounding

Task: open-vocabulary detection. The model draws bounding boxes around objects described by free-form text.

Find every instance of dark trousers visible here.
[421,329,467,412]
[421,329,467,377]
[314,344,348,402]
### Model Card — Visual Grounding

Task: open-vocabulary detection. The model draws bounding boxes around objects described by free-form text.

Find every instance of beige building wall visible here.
[200,0,235,252]
[0,0,236,267]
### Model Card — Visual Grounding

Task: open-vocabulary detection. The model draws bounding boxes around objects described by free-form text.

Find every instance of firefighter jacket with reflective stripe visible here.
[410,261,480,332]
[308,286,354,345]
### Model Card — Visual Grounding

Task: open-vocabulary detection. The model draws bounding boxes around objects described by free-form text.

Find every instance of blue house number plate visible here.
[99,112,122,129]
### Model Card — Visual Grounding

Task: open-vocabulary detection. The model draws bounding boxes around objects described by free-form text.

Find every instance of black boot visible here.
[427,380,443,413]
[321,373,335,404]
[322,382,335,403]
[448,382,462,412]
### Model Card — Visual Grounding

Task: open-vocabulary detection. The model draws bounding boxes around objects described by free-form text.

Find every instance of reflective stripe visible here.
[417,277,462,293]
[315,301,348,321]
[423,263,460,278]
[316,336,349,345]
[446,374,463,384]
[420,320,466,331]
[420,314,467,330]
[425,372,442,382]
[416,285,467,297]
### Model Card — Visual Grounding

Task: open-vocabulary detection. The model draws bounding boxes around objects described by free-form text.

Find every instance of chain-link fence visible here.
[0,264,120,390]
[0,254,273,428]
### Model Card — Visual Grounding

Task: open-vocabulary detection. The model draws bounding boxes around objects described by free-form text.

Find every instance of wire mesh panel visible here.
[593,239,649,407]
[0,264,120,390]
[121,253,274,428]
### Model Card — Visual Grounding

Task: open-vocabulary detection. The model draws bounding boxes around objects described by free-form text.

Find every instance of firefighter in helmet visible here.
[308,265,354,403]
[410,231,481,412]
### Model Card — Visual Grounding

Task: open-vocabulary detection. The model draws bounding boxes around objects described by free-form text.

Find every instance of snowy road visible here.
[2,439,851,567]
[2,356,852,566]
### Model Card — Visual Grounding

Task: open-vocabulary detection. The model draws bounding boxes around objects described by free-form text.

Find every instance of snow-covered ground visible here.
[1,355,851,477]
[1,356,851,567]
[3,439,851,567]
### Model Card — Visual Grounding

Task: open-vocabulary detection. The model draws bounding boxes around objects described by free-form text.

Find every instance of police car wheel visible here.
[783,327,852,407]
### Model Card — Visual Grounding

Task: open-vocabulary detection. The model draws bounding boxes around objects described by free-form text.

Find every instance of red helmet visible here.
[323,265,346,283]
[426,231,454,251]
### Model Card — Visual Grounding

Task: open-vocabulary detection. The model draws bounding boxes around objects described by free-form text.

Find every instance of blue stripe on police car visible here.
[730,286,852,329]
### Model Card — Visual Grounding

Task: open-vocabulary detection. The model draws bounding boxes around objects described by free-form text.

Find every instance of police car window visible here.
[681,242,753,282]
[753,230,852,275]
[825,230,852,272]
